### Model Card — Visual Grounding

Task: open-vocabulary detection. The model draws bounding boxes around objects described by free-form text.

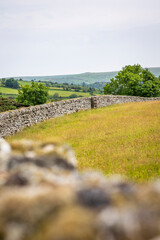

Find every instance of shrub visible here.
[0,97,26,112]
[17,82,49,106]
[69,94,78,98]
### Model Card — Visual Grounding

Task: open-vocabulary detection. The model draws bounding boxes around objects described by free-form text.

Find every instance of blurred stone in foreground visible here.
[0,139,160,240]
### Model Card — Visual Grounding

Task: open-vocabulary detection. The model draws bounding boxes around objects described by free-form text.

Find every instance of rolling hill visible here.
[10,67,160,85]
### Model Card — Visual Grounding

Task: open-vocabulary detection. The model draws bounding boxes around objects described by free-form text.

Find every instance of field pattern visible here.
[48,88,90,97]
[8,101,160,181]
[0,86,91,98]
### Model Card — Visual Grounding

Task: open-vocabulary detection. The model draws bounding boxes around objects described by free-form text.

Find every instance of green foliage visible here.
[0,79,103,101]
[17,82,49,106]
[4,78,20,89]
[49,93,61,101]
[104,64,160,97]
[1,78,6,86]
[0,97,25,113]
[69,94,78,98]
[52,93,59,99]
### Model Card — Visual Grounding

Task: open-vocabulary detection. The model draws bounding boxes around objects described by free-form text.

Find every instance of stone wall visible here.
[0,138,160,240]
[0,95,160,138]
[0,97,91,138]
[91,95,160,108]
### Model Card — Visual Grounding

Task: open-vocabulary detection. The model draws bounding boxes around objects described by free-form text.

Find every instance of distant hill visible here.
[14,71,118,85]
[148,67,160,77]
[13,67,160,85]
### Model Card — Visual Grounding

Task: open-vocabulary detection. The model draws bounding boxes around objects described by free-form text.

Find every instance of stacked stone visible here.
[0,96,160,138]
[0,97,91,138]
[0,139,160,240]
[94,95,160,108]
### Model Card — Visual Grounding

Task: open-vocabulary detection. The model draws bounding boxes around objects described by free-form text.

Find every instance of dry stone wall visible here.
[0,97,91,138]
[0,95,160,138]
[1,138,160,240]
[92,95,160,108]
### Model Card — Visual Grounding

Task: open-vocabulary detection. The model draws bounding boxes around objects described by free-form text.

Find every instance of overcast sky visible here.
[0,0,160,77]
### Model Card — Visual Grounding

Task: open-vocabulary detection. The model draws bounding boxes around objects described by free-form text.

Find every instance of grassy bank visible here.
[7,101,160,181]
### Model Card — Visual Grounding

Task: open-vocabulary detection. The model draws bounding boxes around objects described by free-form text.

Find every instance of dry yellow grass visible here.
[7,101,160,181]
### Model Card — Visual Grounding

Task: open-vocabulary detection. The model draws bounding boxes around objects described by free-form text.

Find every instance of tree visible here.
[17,82,49,106]
[69,94,78,98]
[52,93,59,100]
[1,78,6,86]
[5,78,20,89]
[104,64,160,97]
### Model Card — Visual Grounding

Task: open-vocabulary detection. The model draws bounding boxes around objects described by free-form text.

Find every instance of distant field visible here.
[0,86,91,98]
[8,101,160,181]
[49,89,90,97]
[50,87,63,90]
[18,82,91,96]
[0,87,18,94]
[18,81,32,86]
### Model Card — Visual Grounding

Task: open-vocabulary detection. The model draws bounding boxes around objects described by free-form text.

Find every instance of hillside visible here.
[8,101,160,181]
[0,80,103,101]
[12,67,160,85]
[13,71,118,85]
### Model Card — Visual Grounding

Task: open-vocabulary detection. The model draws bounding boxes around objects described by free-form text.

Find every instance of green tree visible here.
[1,78,6,86]
[52,93,59,100]
[17,82,49,106]
[69,94,78,98]
[5,78,20,89]
[104,64,160,97]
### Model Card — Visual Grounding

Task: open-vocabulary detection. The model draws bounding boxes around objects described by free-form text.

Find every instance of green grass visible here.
[50,87,64,90]
[49,89,90,97]
[0,86,91,98]
[18,80,32,86]
[0,87,18,94]
[7,101,160,182]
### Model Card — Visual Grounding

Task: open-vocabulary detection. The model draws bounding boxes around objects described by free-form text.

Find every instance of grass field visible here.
[49,88,90,97]
[0,87,18,94]
[7,101,160,181]
[0,86,91,98]
[18,81,32,86]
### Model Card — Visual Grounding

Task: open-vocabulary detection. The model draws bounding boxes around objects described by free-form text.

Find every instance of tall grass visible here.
[7,101,160,181]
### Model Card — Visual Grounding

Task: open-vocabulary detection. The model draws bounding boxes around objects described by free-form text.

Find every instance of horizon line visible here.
[1,66,160,79]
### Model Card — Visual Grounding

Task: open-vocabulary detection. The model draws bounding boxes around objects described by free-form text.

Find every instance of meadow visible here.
[48,88,90,97]
[18,81,92,97]
[0,87,18,94]
[7,101,160,181]
[0,86,91,98]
